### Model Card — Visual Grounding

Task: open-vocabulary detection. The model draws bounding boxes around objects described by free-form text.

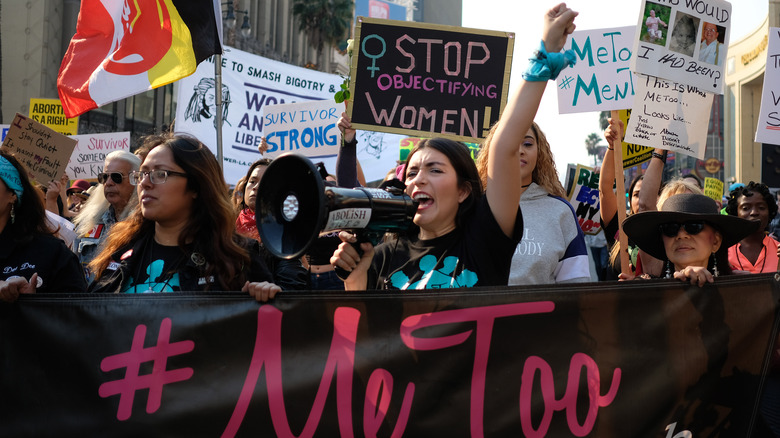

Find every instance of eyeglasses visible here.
[129,169,188,185]
[659,221,707,238]
[97,172,127,184]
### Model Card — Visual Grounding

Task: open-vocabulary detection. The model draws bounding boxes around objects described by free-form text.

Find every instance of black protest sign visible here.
[348,17,513,142]
[1,275,778,436]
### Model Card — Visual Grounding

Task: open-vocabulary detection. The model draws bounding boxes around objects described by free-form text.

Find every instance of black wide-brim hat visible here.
[622,193,760,260]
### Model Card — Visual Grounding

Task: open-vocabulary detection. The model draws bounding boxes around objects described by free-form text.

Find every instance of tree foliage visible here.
[292,0,353,57]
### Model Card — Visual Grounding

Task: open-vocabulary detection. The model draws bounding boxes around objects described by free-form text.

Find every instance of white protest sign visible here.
[557,27,636,114]
[175,45,400,185]
[624,73,713,159]
[66,132,131,180]
[755,28,780,144]
[261,100,342,160]
[631,0,731,94]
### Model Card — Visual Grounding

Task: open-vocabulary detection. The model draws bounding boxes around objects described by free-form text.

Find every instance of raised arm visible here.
[599,118,622,225]
[486,3,577,236]
[637,148,666,212]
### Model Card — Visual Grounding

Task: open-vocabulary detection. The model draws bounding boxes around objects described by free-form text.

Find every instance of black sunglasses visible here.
[659,221,707,238]
[97,172,126,184]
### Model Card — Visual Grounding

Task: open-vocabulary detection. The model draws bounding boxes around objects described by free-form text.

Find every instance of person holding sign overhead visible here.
[475,122,590,285]
[331,3,578,290]
[0,153,86,302]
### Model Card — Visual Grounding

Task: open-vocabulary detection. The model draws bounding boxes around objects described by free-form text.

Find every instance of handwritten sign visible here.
[703,177,724,203]
[624,73,713,159]
[617,109,654,168]
[348,17,513,142]
[67,132,131,180]
[2,113,77,184]
[755,28,780,144]
[567,164,602,235]
[29,98,79,135]
[631,0,731,94]
[557,27,636,114]
[261,100,342,159]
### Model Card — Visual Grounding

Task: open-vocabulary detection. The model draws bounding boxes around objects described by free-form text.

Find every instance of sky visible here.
[460,0,768,180]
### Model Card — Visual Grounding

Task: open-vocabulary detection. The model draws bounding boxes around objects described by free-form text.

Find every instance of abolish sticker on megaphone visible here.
[325,208,372,230]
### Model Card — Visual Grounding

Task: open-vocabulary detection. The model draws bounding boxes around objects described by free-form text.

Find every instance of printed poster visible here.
[631,0,732,94]
[755,28,780,144]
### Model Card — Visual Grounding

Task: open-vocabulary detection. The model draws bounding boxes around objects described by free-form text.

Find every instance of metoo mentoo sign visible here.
[348,17,514,142]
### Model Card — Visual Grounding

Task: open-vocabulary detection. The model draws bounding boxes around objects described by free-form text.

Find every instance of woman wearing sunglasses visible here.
[88,134,281,302]
[73,150,141,283]
[622,193,759,286]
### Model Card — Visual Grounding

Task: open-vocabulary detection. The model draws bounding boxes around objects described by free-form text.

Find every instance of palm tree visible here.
[292,0,353,60]
[585,132,602,167]
[599,111,610,131]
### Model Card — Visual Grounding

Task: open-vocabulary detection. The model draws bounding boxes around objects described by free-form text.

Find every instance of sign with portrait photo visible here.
[631,0,732,94]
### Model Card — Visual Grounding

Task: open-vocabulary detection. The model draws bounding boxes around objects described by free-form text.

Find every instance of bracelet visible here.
[608,147,614,151]
[651,151,668,164]
[522,41,576,82]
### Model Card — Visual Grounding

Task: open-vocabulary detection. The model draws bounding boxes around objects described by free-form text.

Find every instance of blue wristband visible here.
[521,41,576,82]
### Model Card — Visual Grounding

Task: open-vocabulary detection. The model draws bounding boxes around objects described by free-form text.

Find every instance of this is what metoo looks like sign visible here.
[348,17,513,142]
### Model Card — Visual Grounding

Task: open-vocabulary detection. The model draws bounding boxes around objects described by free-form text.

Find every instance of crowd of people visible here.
[1,3,778,300]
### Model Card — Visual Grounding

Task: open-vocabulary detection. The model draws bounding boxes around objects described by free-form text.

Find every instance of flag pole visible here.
[215,54,224,172]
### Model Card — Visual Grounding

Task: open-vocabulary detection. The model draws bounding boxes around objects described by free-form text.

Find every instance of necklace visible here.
[736,242,767,273]
[521,182,532,188]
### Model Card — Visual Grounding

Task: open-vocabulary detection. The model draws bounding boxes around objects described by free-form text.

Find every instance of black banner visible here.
[2,275,779,437]
[348,17,513,142]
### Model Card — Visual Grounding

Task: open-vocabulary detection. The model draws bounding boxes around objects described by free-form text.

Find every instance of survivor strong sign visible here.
[348,17,514,142]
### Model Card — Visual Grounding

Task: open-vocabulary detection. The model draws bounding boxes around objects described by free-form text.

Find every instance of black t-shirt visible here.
[121,240,189,293]
[306,231,342,266]
[367,196,522,290]
[0,229,86,293]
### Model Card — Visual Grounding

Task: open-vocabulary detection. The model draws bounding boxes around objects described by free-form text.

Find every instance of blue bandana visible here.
[0,156,23,203]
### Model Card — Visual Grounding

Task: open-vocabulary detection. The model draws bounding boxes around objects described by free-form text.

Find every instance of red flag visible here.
[57,0,222,118]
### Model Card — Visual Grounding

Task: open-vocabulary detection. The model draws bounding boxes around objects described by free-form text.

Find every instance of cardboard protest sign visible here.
[617,109,654,168]
[2,113,77,184]
[29,98,79,135]
[66,132,131,180]
[567,164,602,235]
[631,0,731,94]
[755,28,780,144]
[703,177,724,202]
[261,100,342,160]
[348,17,513,142]
[624,73,713,159]
[557,27,636,114]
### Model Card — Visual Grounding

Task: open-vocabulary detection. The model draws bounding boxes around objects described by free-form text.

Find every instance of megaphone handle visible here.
[335,240,364,281]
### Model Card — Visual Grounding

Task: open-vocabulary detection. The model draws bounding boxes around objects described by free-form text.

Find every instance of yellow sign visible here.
[703,177,724,203]
[617,109,653,169]
[29,98,78,135]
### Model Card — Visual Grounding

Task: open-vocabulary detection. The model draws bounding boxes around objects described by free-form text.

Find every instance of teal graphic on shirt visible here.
[122,259,180,293]
[389,254,478,289]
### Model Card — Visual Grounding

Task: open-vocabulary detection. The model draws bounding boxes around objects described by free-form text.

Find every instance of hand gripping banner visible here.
[1,274,779,437]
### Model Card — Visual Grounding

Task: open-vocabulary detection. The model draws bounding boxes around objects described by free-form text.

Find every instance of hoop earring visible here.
[665,260,672,279]
[711,252,719,277]
[10,203,15,225]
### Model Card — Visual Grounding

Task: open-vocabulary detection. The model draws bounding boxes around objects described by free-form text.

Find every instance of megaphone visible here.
[256,153,418,260]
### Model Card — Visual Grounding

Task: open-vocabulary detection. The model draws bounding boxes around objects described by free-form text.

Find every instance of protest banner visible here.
[66,132,131,180]
[261,100,342,160]
[399,137,480,163]
[0,125,8,142]
[631,0,732,94]
[557,27,636,114]
[624,73,713,159]
[348,17,513,142]
[175,46,399,184]
[568,164,602,235]
[1,113,77,184]
[2,275,778,436]
[29,97,79,135]
[756,28,780,144]
[703,176,724,203]
[617,109,654,168]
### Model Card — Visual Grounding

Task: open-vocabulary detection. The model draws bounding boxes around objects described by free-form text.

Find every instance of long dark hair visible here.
[91,134,250,290]
[1,152,53,238]
[402,138,483,230]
